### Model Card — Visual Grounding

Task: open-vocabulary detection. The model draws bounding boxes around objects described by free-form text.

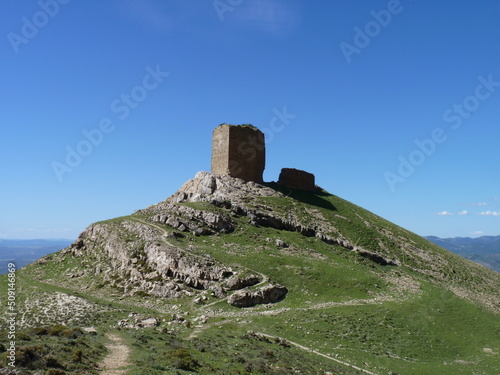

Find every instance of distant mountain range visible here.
[425,235,500,273]
[0,239,73,274]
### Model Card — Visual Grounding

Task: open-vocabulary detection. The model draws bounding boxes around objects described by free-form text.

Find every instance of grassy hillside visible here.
[1,183,499,374]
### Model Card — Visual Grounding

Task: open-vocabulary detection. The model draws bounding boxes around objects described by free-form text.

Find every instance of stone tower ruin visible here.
[211,124,265,183]
[278,168,317,191]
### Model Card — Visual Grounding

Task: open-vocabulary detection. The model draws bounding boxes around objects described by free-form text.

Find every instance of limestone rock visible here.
[226,274,260,290]
[169,171,281,204]
[275,239,289,248]
[228,284,288,308]
[139,317,160,328]
[68,220,234,299]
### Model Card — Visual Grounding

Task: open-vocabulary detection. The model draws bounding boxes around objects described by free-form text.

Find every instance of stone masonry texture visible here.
[211,124,265,183]
[278,168,317,191]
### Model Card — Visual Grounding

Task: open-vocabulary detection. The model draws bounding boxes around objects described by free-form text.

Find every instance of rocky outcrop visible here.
[228,285,288,308]
[168,171,280,204]
[68,220,234,298]
[65,194,289,307]
[225,274,261,290]
[164,172,399,266]
[357,249,400,266]
[118,313,160,329]
[148,203,235,234]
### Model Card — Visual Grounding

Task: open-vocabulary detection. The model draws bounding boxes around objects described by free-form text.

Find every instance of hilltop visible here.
[1,171,499,374]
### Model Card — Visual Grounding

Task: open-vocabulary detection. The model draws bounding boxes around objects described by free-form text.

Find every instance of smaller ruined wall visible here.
[211,124,265,183]
[278,168,317,191]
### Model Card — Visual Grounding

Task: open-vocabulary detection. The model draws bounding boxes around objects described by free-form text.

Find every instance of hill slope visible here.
[1,172,499,374]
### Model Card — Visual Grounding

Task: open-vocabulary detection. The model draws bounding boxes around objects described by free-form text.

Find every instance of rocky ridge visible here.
[63,172,305,306]
[165,172,400,265]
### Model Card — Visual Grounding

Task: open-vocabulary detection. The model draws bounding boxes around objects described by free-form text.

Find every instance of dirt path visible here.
[254,332,380,375]
[99,332,132,375]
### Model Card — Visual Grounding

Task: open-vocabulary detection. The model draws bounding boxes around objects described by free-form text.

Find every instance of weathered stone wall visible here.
[278,168,317,191]
[211,125,231,176]
[211,124,265,183]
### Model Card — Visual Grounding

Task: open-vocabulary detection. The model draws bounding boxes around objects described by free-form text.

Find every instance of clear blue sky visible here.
[1,0,499,240]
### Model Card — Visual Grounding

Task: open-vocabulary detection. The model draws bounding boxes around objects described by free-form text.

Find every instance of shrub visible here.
[61,328,83,339]
[44,355,63,368]
[47,325,66,336]
[16,332,32,341]
[72,349,83,363]
[31,327,49,336]
[15,345,47,368]
[46,325,83,339]
[46,369,66,375]
[260,349,275,359]
[167,348,199,371]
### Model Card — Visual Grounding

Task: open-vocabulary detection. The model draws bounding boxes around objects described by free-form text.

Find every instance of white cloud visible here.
[435,211,453,216]
[458,210,469,215]
[117,0,187,34]
[232,0,302,37]
[473,202,488,206]
[479,211,500,216]
[472,230,484,235]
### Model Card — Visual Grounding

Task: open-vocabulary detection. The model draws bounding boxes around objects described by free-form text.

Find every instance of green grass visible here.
[247,281,500,375]
[121,325,365,374]
[0,184,498,374]
[0,325,107,374]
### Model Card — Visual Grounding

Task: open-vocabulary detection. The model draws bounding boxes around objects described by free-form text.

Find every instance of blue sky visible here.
[1,0,499,240]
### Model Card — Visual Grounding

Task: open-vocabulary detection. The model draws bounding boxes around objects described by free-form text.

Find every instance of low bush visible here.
[46,369,66,375]
[167,348,199,371]
[31,327,49,336]
[15,345,47,368]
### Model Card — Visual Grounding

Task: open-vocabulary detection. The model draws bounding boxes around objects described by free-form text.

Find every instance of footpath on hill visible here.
[99,332,131,375]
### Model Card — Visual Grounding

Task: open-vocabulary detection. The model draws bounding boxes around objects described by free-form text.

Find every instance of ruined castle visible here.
[211,124,317,191]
